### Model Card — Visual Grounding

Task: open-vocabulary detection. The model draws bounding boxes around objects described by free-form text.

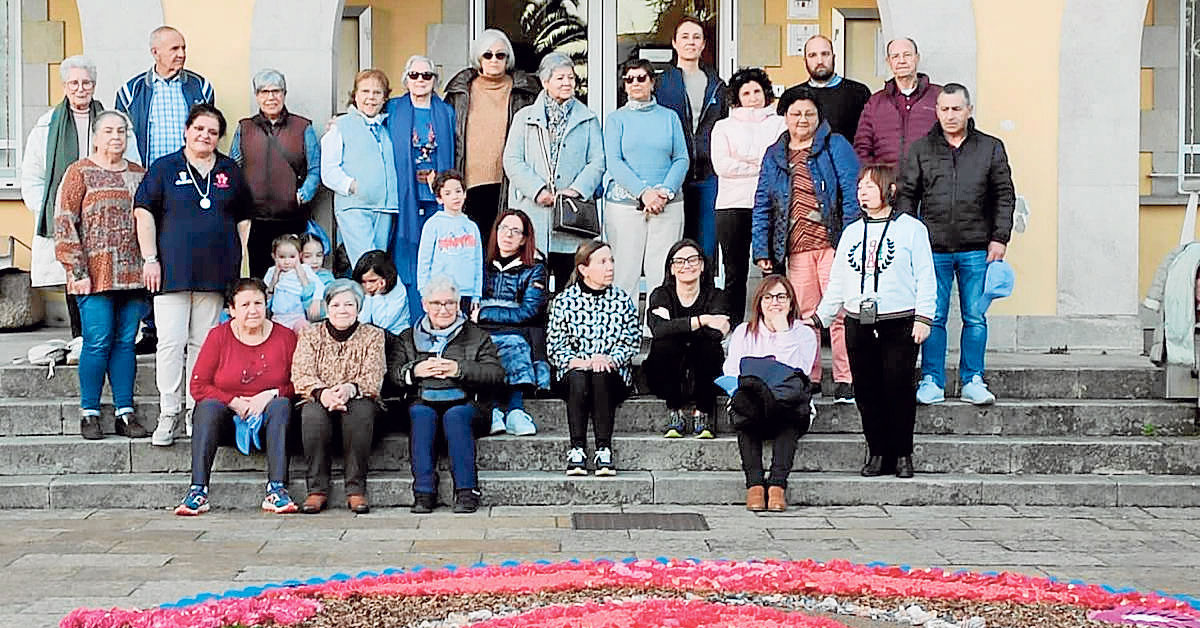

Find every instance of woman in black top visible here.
[644,239,730,438]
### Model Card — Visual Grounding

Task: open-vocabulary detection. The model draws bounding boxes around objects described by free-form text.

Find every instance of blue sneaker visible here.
[663,409,686,439]
[505,408,537,436]
[262,481,298,514]
[916,375,945,405]
[488,408,507,435]
[960,375,996,405]
[174,485,209,516]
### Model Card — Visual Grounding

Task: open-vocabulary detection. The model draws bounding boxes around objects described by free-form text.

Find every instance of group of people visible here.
[21,17,1014,514]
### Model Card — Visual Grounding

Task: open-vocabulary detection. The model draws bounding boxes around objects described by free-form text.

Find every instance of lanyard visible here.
[859,213,893,294]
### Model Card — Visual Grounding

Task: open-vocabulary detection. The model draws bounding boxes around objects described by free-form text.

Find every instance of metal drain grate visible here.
[571,512,709,531]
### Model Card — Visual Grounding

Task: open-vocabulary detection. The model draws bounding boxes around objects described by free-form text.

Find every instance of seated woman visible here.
[177,278,299,516]
[292,279,386,514]
[723,275,818,513]
[644,239,730,439]
[389,276,504,514]
[545,241,640,477]
[473,209,549,437]
[354,250,411,335]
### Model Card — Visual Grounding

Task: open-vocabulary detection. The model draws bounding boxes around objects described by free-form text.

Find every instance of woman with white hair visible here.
[229,68,322,278]
[444,29,541,240]
[384,55,457,320]
[503,52,605,290]
[22,55,139,340]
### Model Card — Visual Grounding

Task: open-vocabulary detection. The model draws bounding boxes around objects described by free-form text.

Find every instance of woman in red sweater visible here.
[175,278,298,516]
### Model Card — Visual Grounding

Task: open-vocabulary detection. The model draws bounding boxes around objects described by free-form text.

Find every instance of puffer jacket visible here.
[387,319,505,410]
[655,65,729,182]
[751,121,861,267]
[852,74,940,168]
[477,255,549,359]
[895,119,1016,253]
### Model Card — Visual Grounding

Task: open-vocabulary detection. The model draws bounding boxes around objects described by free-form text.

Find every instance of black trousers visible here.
[465,183,502,245]
[644,334,723,414]
[715,208,752,326]
[557,369,626,449]
[546,252,575,294]
[737,423,802,489]
[248,217,311,279]
[65,289,82,338]
[844,316,919,458]
[301,398,378,497]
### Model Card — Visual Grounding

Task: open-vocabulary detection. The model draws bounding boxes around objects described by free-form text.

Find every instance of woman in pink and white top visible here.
[710,68,787,326]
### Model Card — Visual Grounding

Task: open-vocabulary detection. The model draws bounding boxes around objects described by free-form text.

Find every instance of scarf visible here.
[414,313,467,354]
[325,320,359,342]
[624,96,657,112]
[39,98,104,237]
[544,94,573,166]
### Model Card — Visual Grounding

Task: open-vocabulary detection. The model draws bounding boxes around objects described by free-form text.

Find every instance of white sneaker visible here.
[151,413,178,447]
[488,408,507,435]
[565,447,588,476]
[593,447,616,476]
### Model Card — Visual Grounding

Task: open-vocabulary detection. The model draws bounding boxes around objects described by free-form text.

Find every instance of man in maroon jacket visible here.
[853,38,941,168]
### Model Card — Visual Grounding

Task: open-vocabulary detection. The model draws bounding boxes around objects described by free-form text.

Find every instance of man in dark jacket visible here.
[853,37,939,168]
[794,34,871,141]
[896,83,1015,408]
[655,16,729,261]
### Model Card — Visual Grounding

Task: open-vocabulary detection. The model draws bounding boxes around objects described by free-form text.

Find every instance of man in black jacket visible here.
[896,83,1014,407]
[793,34,871,141]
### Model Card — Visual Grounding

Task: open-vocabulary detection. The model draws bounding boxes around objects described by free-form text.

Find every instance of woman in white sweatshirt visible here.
[814,165,936,479]
[710,68,787,326]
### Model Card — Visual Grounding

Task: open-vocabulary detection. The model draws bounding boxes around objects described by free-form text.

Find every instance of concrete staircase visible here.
[0,354,1197,509]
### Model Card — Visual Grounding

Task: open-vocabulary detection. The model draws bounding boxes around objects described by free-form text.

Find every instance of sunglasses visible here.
[623,74,650,84]
[408,71,436,81]
[481,51,508,60]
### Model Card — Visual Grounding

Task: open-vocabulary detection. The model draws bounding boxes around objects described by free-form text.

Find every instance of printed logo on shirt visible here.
[174,171,192,186]
[214,172,230,189]
[437,233,478,252]
[847,237,896,274]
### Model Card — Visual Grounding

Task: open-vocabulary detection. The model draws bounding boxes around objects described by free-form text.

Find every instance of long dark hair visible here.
[746,275,802,338]
[660,238,714,294]
[486,208,538,266]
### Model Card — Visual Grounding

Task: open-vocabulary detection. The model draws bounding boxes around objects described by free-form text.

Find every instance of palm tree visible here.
[520,0,589,95]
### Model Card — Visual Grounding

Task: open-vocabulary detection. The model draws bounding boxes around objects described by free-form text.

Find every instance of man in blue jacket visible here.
[655,16,729,262]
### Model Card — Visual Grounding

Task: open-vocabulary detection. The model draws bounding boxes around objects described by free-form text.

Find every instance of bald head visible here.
[149,26,186,78]
[804,34,835,83]
[885,37,919,82]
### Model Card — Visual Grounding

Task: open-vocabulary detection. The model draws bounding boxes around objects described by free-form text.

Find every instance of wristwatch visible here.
[143,255,159,264]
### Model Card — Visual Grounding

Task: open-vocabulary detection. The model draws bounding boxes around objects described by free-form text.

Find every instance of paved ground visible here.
[3,504,1197,628]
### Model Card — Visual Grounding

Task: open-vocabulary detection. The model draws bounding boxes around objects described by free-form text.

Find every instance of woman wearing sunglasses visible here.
[444,29,540,244]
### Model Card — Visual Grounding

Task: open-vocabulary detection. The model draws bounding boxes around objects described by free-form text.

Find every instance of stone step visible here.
[3,396,1195,439]
[2,470,1197,509]
[4,433,1199,476]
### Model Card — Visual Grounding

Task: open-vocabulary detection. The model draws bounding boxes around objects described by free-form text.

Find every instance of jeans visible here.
[76,291,146,415]
[491,333,537,388]
[248,217,310,279]
[558,369,626,449]
[190,397,291,486]
[737,424,802,489]
[409,403,477,495]
[684,176,719,260]
[715,208,751,326]
[302,398,378,497]
[336,208,395,271]
[154,291,224,416]
[845,316,919,458]
[921,250,988,387]
[393,200,437,322]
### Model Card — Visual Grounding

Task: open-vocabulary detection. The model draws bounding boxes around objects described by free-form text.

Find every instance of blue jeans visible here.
[491,333,536,388]
[684,176,718,260]
[190,397,291,486]
[409,403,477,494]
[76,291,146,415]
[336,208,395,271]
[921,250,988,387]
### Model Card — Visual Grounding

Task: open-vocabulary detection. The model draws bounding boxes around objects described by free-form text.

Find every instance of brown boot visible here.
[767,486,787,512]
[745,486,766,511]
[301,492,327,514]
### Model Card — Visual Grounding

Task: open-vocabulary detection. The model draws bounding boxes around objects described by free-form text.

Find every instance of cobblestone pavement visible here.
[3,504,1197,627]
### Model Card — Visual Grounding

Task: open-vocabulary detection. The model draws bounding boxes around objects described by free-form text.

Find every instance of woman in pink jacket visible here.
[710,68,787,325]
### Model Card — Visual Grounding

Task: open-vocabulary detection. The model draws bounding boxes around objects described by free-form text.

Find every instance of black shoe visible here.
[453,488,481,514]
[808,381,823,398]
[115,414,150,439]
[410,492,437,514]
[833,382,855,404]
[134,333,157,355]
[860,456,885,477]
[896,456,914,478]
[80,416,103,440]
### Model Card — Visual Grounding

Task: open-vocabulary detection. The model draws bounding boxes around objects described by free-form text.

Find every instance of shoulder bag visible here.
[537,127,601,239]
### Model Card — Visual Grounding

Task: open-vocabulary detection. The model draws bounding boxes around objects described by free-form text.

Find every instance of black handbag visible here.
[538,127,601,239]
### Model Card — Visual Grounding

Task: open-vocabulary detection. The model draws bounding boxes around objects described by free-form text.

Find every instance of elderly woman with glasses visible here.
[385,55,457,320]
[444,29,540,240]
[229,69,322,279]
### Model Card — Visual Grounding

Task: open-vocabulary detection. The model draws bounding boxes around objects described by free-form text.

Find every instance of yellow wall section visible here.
[0,201,33,270]
[369,1,442,82]
[47,0,83,104]
[763,0,880,88]
[973,1,1062,316]
[1140,205,1200,297]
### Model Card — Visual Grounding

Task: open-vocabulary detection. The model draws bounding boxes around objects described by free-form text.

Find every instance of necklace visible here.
[188,160,213,210]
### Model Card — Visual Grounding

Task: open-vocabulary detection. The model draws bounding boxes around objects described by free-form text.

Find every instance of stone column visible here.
[876,0,977,96]
[427,0,468,76]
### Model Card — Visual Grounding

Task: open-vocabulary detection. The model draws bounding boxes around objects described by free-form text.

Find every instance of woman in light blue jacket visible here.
[503,53,605,292]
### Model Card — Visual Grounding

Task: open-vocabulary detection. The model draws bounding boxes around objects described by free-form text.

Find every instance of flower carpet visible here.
[59,558,1200,628]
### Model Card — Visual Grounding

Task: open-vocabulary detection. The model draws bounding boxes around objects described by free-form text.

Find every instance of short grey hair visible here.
[59,55,97,83]
[403,55,438,87]
[91,110,131,136]
[421,275,460,301]
[941,82,972,106]
[537,52,576,84]
[252,68,287,93]
[324,278,364,308]
[470,29,516,72]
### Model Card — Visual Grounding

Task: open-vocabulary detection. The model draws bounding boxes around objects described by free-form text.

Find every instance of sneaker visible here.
[833,382,855,404]
[115,413,150,439]
[504,408,537,436]
[453,488,481,514]
[915,375,945,405]
[960,375,996,405]
[488,408,507,435]
[411,492,437,514]
[664,409,686,438]
[174,485,209,516]
[80,415,103,440]
[262,481,298,514]
[151,413,178,446]
[565,447,588,476]
[693,411,714,439]
[593,447,616,476]
[808,381,823,399]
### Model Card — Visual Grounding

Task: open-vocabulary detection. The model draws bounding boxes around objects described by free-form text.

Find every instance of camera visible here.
[859,298,878,325]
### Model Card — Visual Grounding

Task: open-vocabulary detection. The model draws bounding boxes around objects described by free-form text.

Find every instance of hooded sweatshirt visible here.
[709,107,787,210]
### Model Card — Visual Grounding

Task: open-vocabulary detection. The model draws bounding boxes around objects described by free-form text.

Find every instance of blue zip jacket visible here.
[752,121,861,266]
[655,65,728,182]
[114,68,214,164]
[385,93,456,249]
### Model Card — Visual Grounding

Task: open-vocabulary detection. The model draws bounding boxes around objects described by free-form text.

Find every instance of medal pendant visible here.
[199,198,211,210]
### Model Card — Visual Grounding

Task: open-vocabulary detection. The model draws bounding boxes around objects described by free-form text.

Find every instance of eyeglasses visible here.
[256,88,284,96]
[65,80,95,90]
[623,74,650,84]
[498,225,524,236]
[788,110,820,120]
[761,292,790,303]
[426,300,458,311]
[408,71,436,81]
[481,51,508,60]
[670,254,703,268]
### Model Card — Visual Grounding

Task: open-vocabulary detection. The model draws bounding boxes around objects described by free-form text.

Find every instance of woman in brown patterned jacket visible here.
[54,110,148,441]
[291,278,386,514]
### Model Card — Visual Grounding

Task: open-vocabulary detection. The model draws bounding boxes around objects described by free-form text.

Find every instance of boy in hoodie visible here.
[417,170,484,309]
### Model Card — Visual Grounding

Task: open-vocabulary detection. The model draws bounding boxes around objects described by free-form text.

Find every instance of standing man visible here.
[896,84,1015,406]
[853,37,939,168]
[116,25,215,353]
[655,15,729,261]
[791,35,870,142]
